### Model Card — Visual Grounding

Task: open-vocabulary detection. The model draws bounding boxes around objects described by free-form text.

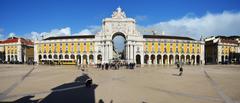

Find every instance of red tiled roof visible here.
[0,37,33,45]
[0,37,18,44]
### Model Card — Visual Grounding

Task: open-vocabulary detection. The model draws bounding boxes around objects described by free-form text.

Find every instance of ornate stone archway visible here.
[94,7,144,63]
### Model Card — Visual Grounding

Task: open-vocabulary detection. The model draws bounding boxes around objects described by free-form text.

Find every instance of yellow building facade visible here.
[34,35,96,65]
[142,35,204,65]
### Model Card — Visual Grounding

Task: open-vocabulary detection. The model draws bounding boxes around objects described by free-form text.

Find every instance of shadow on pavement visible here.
[0,74,98,103]
[0,95,38,103]
[172,73,180,76]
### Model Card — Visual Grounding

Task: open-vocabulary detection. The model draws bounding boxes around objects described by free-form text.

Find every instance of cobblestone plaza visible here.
[0,65,239,103]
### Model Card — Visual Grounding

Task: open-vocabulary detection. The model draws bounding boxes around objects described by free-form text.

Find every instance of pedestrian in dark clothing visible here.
[177,63,180,68]
[101,64,104,70]
[179,67,183,76]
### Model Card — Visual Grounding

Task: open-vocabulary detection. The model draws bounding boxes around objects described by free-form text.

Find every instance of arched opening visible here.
[169,55,173,64]
[151,54,155,64]
[83,55,88,64]
[157,55,161,64]
[112,32,126,60]
[48,55,52,59]
[65,55,69,59]
[163,55,168,64]
[59,55,63,59]
[38,55,42,61]
[196,55,200,64]
[97,54,102,63]
[89,55,94,64]
[77,55,81,64]
[191,55,195,64]
[71,54,75,59]
[54,54,58,59]
[144,55,149,64]
[136,54,141,64]
[181,55,185,63]
[175,55,179,63]
[221,55,224,63]
[186,55,190,64]
[43,55,47,59]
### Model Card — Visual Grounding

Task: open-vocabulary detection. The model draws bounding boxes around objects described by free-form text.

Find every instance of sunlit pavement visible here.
[0,64,240,103]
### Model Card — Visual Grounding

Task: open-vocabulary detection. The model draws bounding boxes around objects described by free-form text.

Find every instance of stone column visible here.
[4,47,8,61]
[166,55,169,65]
[5,51,8,62]
[184,55,186,64]
[81,55,83,64]
[87,54,89,65]
[148,55,151,64]
[173,55,175,65]
[132,45,136,63]
[24,48,26,63]
[141,53,144,65]
[94,53,97,64]
[109,44,113,61]
[129,44,131,62]
[130,45,133,62]
[104,45,106,62]
[17,44,22,62]
[34,43,38,63]
[107,44,109,62]
[127,44,129,61]
[201,44,205,64]
[161,55,164,65]
[195,55,197,65]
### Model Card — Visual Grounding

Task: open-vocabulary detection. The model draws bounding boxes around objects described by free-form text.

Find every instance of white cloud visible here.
[28,27,71,41]
[87,25,101,34]
[26,26,101,41]
[72,25,101,36]
[73,29,92,35]
[137,11,240,39]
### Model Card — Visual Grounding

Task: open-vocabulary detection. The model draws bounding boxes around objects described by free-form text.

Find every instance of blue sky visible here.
[1,0,240,40]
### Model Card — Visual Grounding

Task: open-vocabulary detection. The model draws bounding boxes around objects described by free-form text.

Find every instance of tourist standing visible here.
[179,67,183,76]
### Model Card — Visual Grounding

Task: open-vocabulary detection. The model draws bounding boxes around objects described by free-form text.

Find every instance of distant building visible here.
[205,36,240,64]
[34,7,205,65]
[0,37,34,63]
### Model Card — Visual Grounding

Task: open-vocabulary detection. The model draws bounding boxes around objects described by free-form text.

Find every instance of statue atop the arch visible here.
[112,6,126,19]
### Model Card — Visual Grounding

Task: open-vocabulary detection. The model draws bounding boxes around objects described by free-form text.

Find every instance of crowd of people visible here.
[96,61,136,70]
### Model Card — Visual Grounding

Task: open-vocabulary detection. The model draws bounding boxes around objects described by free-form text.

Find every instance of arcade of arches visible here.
[141,54,200,65]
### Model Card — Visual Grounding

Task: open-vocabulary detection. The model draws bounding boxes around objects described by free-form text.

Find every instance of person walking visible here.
[176,62,180,69]
[101,63,104,70]
[179,66,183,76]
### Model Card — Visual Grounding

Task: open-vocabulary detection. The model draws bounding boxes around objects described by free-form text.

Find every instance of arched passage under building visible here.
[144,55,149,64]
[112,32,126,60]
[163,55,168,64]
[151,54,155,64]
[97,54,102,63]
[136,54,141,64]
